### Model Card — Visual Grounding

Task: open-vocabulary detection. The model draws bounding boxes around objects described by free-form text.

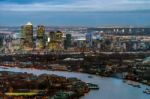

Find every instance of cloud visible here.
[0,0,150,11]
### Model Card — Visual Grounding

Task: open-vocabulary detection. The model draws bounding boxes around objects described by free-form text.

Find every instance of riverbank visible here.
[0,70,97,99]
[1,64,150,87]
[0,52,150,87]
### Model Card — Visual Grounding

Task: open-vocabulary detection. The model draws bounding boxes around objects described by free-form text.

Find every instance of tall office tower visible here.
[0,33,12,53]
[55,31,63,50]
[4,34,13,53]
[21,22,33,50]
[47,31,56,50]
[47,31,63,51]
[55,31,63,42]
[36,25,45,49]
[64,34,72,50]
[49,31,55,41]
[37,25,45,38]
[0,35,4,49]
[86,33,93,48]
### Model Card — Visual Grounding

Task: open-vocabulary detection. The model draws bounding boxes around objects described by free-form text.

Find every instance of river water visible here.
[0,66,149,99]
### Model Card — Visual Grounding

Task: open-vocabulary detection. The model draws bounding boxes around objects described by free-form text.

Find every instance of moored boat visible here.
[132,84,141,88]
[86,83,99,90]
[88,75,93,78]
[143,88,150,95]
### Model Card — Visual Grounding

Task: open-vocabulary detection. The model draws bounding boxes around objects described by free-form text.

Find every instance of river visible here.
[0,66,149,99]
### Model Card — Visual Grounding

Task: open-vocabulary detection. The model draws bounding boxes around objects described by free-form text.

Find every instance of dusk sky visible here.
[0,0,150,26]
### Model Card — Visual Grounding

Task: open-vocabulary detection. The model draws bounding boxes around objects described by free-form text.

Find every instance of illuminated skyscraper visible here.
[21,22,33,50]
[55,31,63,42]
[36,25,45,49]
[47,31,63,51]
[37,25,45,38]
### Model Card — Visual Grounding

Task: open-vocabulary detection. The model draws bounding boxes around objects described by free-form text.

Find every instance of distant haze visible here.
[0,0,150,26]
[0,11,150,27]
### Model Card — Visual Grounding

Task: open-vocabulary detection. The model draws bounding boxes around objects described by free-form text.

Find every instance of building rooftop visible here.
[26,22,32,26]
